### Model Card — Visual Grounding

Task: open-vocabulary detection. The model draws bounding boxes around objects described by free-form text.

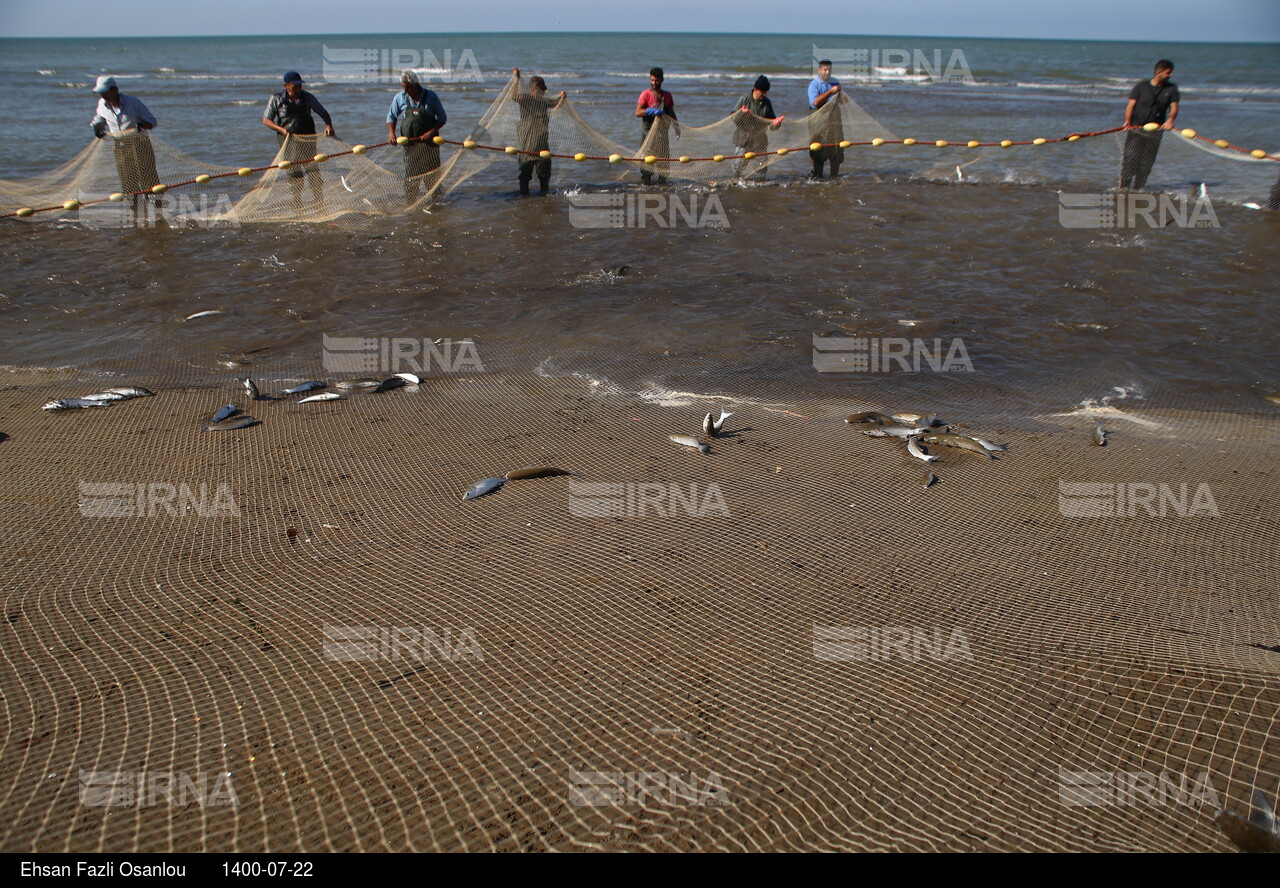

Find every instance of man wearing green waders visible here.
[387,70,448,205]
[263,71,335,206]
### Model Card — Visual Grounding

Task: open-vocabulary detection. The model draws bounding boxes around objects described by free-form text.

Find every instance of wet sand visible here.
[1,367,1276,851]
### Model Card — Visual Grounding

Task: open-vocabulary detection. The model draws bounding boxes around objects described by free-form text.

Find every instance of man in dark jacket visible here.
[732,75,785,181]
[1120,60,1179,191]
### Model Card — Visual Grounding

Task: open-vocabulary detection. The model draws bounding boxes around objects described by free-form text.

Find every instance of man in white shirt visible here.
[90,75,160,213]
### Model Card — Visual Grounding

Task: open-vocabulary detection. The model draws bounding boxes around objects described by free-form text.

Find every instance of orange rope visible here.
[4,125,1274,220]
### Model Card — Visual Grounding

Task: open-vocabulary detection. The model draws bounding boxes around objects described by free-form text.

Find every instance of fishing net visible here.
[2,75,1276,228]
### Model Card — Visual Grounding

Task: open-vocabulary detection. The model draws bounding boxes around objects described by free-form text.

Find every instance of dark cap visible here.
[754,75,770,92]
[283,71,303,84]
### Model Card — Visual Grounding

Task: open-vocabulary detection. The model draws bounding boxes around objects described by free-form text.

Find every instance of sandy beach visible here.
[1,361,1276,851]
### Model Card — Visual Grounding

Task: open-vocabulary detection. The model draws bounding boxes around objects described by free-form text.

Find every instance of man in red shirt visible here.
[635,67,678,185]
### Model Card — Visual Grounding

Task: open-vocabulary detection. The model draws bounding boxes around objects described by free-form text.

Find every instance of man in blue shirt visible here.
[90,75,160,211]
[807,60,845,179]
[387,70,447,205]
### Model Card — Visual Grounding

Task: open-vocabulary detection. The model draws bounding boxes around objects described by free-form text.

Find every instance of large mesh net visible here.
[2,74,1277,228]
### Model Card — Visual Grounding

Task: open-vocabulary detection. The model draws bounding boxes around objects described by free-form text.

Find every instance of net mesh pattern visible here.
[2,75,1277,228]
[0,351,1276,852]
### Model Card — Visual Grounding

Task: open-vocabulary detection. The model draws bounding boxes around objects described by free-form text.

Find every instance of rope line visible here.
[5,124,1275,220]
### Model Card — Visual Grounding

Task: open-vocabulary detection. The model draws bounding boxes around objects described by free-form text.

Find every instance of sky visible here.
[0,0,1278,41]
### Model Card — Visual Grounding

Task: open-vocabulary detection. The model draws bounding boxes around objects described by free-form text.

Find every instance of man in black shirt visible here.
[731,75,784,181]
[1120,60,1180,190]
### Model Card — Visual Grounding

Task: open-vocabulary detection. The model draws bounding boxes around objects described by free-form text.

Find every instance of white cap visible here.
[93,75,118,94]
[401,69,420,86]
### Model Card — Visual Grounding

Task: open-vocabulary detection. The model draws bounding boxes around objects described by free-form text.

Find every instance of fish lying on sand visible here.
[79,391,128,402]
[373,376,406,393]
[863,425,925,439]
[504,466,578,480]
[394,372,421,385]
[205,415,259,431]
[282,381,326,394]
[462,477,505,501]
[922,468,938,489]
[1092,420,1107,446]
[107,386,155,399]
[241,378,261,400]
[971,438,1009,453]
[211,405,238,423]
[891,411,939,428]
[845,411,897,425]
[335,378,382,390]
[1214,788,1280,853]
[906,437,939,463]
[296,392,342,403]
[921,433,997,459]
[43,398,109,411]
[702,409,734,438]
[669,433,710,454]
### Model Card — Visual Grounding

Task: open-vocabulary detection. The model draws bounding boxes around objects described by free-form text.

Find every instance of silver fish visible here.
[1215,788,1280,853]
[710,409,733,435]
[922,468,938,489]
[462,477,505,501]
[1092,421,1107,446]
[335,378,382,390]
[702,412,715,437]
[845,411,896,425]
[669,433,710,455]
[205,415,259,431]
[282,381,326,394]
[862,425,925,439]
[906,437,940,463]
[79,391,128,401]
[296,392,342,403]
[211,404,238,423]
[971,438,1009,453]
[43,398,109,411]
[394,372,421,384]
[184,310,225,321]
[241,378,261,400]
[891,411,938,427]
[373,376,406,393]
[922,433,996,459]
[107,386,154,398]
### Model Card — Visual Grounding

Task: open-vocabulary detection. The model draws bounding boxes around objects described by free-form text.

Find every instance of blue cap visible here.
[283,71,303,84]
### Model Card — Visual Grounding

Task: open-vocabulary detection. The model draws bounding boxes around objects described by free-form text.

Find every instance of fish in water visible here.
[922,433,996,459]
[296,392,342,403]
[184,310,225,322]
[205,415,259,431]
[845,411,897,425]
[211,404,238,423]
[863,425,925,439]
[971,438,1009,453]
[241,378,261,400]
[373,376,406,393]
[335,378,382,390]
[906,437,939,463]
[922,468,938,489]
[1092,421,1107,446]
[1214,788,1280,853]
[669,433,710,454]
[462,477,505,501]
[43,398,109,411]
[282,381,326,394]
[504,466,578,480]
[702,409,734,438]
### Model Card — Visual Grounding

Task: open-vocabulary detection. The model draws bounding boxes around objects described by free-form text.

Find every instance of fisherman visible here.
[263,71,334,201]
[636,67,678,185]
[511,67,565,195]
[732,75,784,181]
[1121,60,1179,191]
[90,76,160,214]
[807,59,845,179]
[387,69,448,205]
